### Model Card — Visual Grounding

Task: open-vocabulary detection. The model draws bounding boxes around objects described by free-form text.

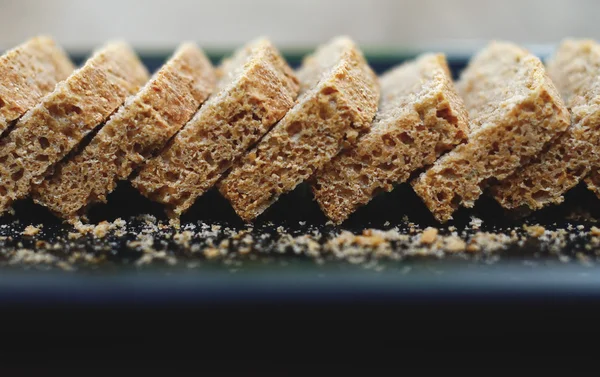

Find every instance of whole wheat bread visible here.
[131,38,299,217]
[218,36,380,222]
[492,40,600,210]
[0,41,148,215]
[32,42,216,218]
[0,36,74,136]
[411,41,570,223]
[312,53,469,224]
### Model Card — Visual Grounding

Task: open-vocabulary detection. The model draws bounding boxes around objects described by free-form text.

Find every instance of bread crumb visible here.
[92,221,110,238]
[524,224,545,238]
[466,243,480,252]
[23,225,41,236]
[174,230,193,248]
[420,227,438,244]
[469,217,483,229]
[204,247,220,259]
[445,236,466,252]
[68,232,83,240]
[591,226,600,237]
[72,220,94,234]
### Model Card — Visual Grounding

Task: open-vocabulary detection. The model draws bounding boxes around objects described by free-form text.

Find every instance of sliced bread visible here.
[0,41,148,214]
[312,53,469,224]
[0,36,74,135]
[491,39,600,210]
[32,42,216,218]
[218,36,380,222]
[130,38,299,217]
[411,41,570,223]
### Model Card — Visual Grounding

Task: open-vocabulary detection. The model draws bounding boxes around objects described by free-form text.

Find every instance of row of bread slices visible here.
[0,35,596,224]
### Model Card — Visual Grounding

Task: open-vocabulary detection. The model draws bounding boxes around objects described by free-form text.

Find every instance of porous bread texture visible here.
[0,35,74,135]
[411,41,570,223]
[32,42,216,219]
[312,53,469,224]
[131,38,300,217]
[218,36,380,222]
[491,39,600,210]
[0,41,149,214]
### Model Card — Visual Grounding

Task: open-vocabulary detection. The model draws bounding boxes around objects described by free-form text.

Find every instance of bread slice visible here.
[218,36,380,222]
[491,40,600,211]
[130,38,299,217]
[32,43,216,218]
[411,41,570,223]
[0,41,148,215]
[0,36,74,135]
[311,53,469,224]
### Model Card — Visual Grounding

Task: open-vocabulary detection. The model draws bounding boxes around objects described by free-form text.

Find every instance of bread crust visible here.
[0,36,74,135]
[0,41,148,214]
[218,37,380,222]
[32,43,216,218]
[411,41,570,223]
[131,38,299,217]
[312,53,469,224]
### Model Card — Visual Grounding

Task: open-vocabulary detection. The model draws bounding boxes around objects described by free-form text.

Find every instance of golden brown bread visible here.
[131,38,299,217]
[32,42,216,218]
[0,41,149,215]
[311,53,469,224]
[218,36,380,222]
[491,39,600,210]
[0,36,74,135]
[411,41,570,223]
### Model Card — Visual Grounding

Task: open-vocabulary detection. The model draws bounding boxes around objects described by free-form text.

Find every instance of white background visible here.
[0,0,598,53]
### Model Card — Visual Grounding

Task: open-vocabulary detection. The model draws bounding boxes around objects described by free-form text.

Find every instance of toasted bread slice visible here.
[218,36,380,222]
[0,36,74,135]
[0,41,148,215]
[32,43,216,218]
[130,38,299,217]
[312,53,469,224]
[411,41,570,223]
[490,39,600,209]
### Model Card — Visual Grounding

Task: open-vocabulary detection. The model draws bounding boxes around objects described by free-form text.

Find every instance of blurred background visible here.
[0,0,599,55]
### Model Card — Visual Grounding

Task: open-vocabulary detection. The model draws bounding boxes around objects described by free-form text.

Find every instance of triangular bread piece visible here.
[131,38,299,217]
[33,42,216,219]
[218,36,380,222]
[0,41,148,215]
[412,41,570,223]
[313,53,469,224]
[0,36,74,136]
[492,39,600,211]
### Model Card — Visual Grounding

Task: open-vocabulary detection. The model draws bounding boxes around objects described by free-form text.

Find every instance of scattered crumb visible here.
[420,227,438,244]
[1,205,599,270]
[469,217,483,230]
[204,247,220,259]
[444,236,466,252]
[92,221,110,238]
[68,232,83,240]
[23,225,41,236]
[524,224,545,238]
